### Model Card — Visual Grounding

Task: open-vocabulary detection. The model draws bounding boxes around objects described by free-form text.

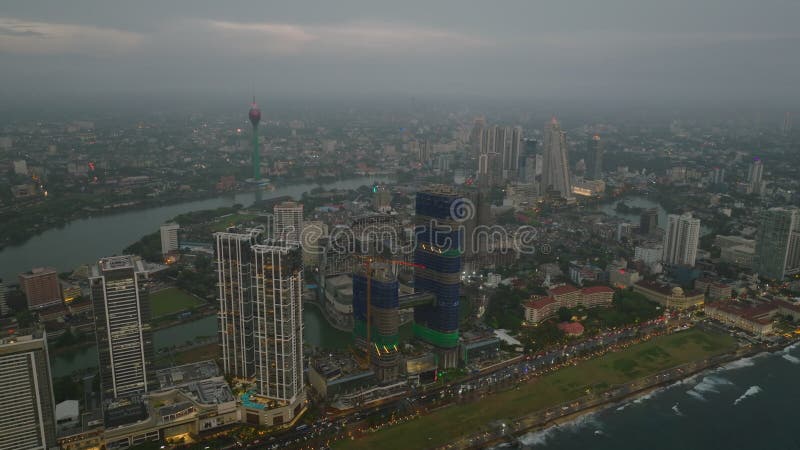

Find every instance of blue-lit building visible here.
[413,187,464,367]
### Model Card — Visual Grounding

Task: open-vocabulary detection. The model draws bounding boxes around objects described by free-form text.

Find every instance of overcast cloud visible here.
[0,0,798,104]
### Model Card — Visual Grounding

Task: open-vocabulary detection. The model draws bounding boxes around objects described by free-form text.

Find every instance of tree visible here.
[557,306,572,322]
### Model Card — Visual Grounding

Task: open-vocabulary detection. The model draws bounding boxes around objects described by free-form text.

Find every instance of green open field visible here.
[337,329,737,450]
[208,213,262,232]
[149,287,204,317]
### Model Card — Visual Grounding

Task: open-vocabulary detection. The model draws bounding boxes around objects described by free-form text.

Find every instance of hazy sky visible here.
[1,0,798,104]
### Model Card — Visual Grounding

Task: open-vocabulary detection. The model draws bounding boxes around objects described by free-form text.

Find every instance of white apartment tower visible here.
[252,242,305,402]
[273,201,304,243]
[160,222,179,256]
[90,256,153,400]
[0,329,57,450]
[541,118,572,200]
[662,213,701,266]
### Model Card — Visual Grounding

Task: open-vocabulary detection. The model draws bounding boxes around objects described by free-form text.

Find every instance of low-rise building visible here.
[523,285,615,324]
[705,300,776,335]
[633,280,704,309]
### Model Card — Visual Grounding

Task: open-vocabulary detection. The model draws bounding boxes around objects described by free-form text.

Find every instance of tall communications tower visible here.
[249,97,262,182]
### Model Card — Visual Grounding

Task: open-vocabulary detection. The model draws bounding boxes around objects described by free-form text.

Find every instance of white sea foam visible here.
[782,354,800,364]
[686,390,706,402]
[517,413,602,447]
[718,352,769,372]
[691,375,733,394]
[671,403,683,416]
[733,386,762,405]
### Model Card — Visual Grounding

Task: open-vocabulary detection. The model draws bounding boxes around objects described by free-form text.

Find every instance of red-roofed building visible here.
[524,296,557,324]
[704,300,777,335]
[557,322,585,337]
[524,284,615,325]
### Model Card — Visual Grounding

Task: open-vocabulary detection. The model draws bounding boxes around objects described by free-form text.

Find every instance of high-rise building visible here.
[90,256,154,400]
[586,134,603,180]
[160,222,179,257]
[413,188,463,367]
[352,263,401,382]
[249,98,262,181]
[215,227,262,379]
[754,207,800,280]
[0,279,8,316]
[747,157,764,195]
[711,167,726,185]
[274,201,304,243]
[640,208,659,235]
[251,242,304,402]
[662,213,701,267]
[502,126,522,180]
[19,267,61,309]
[540,118,572,200]
[0,328,57,450]
[784,112,793,135]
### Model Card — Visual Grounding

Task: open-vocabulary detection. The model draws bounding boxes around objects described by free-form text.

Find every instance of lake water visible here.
[1,176,387,282]
[51,306,354,377]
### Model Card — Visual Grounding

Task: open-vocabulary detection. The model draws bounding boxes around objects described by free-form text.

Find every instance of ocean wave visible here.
[692,375,733,394]
[782,354,800,364]
[733,386,762,405]
[517,413,603,447]
[718,352,769,372]
[686,390,706,402]
[671,403,684,416]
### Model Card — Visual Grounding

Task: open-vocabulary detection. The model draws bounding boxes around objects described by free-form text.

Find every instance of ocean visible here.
[515,343,800,449]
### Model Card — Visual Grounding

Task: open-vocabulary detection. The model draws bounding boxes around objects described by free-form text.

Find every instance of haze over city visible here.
[1,2,799,450]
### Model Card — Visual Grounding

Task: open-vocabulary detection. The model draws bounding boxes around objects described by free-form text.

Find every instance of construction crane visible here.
[355,255,425,365]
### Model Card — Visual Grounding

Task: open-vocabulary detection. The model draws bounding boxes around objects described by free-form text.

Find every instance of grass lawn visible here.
[208,213,262,232]
[154,343,219,368]
[336,329,736,450]
[149,287,204,317]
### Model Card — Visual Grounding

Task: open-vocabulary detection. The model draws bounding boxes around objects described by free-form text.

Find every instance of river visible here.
[0,176,387,282]
[51,306,354,377]
[516,344,800,449]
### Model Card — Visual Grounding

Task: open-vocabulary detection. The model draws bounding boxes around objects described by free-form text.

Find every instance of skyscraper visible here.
[413,187,463,367]
[0,328,57,450]
[586,134,603,180]
[273,201,304,243]
[502,126,522,180]
[754,207,800,280]
[541,118,572,200]
[662,213,700,267]
[352,263,401,382]
[160,222,179,257]
[249,97,262,181]
[640,208,659,235]
[747,157,764,195]
[215,227,262,379]
[90,256,154,400]
[19,267,61,309]
[251,242,304,402]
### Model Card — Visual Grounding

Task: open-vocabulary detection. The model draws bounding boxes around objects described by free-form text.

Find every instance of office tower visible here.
[418,140,432,164]
[784,112,793,135]
[353,263,401,382]
[301,221,329,267]
[541,117,572,200]
[747,157,764,195]
[0,328,57,450]
[160,222,179,257]
[586,134,603,180]
[19,267,61,310]
[248,97,262,181]
[640,208,659,235]
[215,227,262,378]
[413,188,462,368]
[273,201,303,243]
[90,256,154,400]
[251,242,304,402]
[502,126,522,180]
[754,207,800,280]
[662,213,701,267]
[469,117,485,159]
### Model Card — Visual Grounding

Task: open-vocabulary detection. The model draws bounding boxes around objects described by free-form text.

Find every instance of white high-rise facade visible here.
[90,256,153,400]
[541,118,572,200]
[252,242,304,402]
[747,158,764,195]
[160,222,179,256]
[662,213,701,266]
[0,329,57,450]
[273,201,303,243]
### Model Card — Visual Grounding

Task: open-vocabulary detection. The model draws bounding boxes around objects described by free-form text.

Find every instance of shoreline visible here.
[468,340,785,449]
